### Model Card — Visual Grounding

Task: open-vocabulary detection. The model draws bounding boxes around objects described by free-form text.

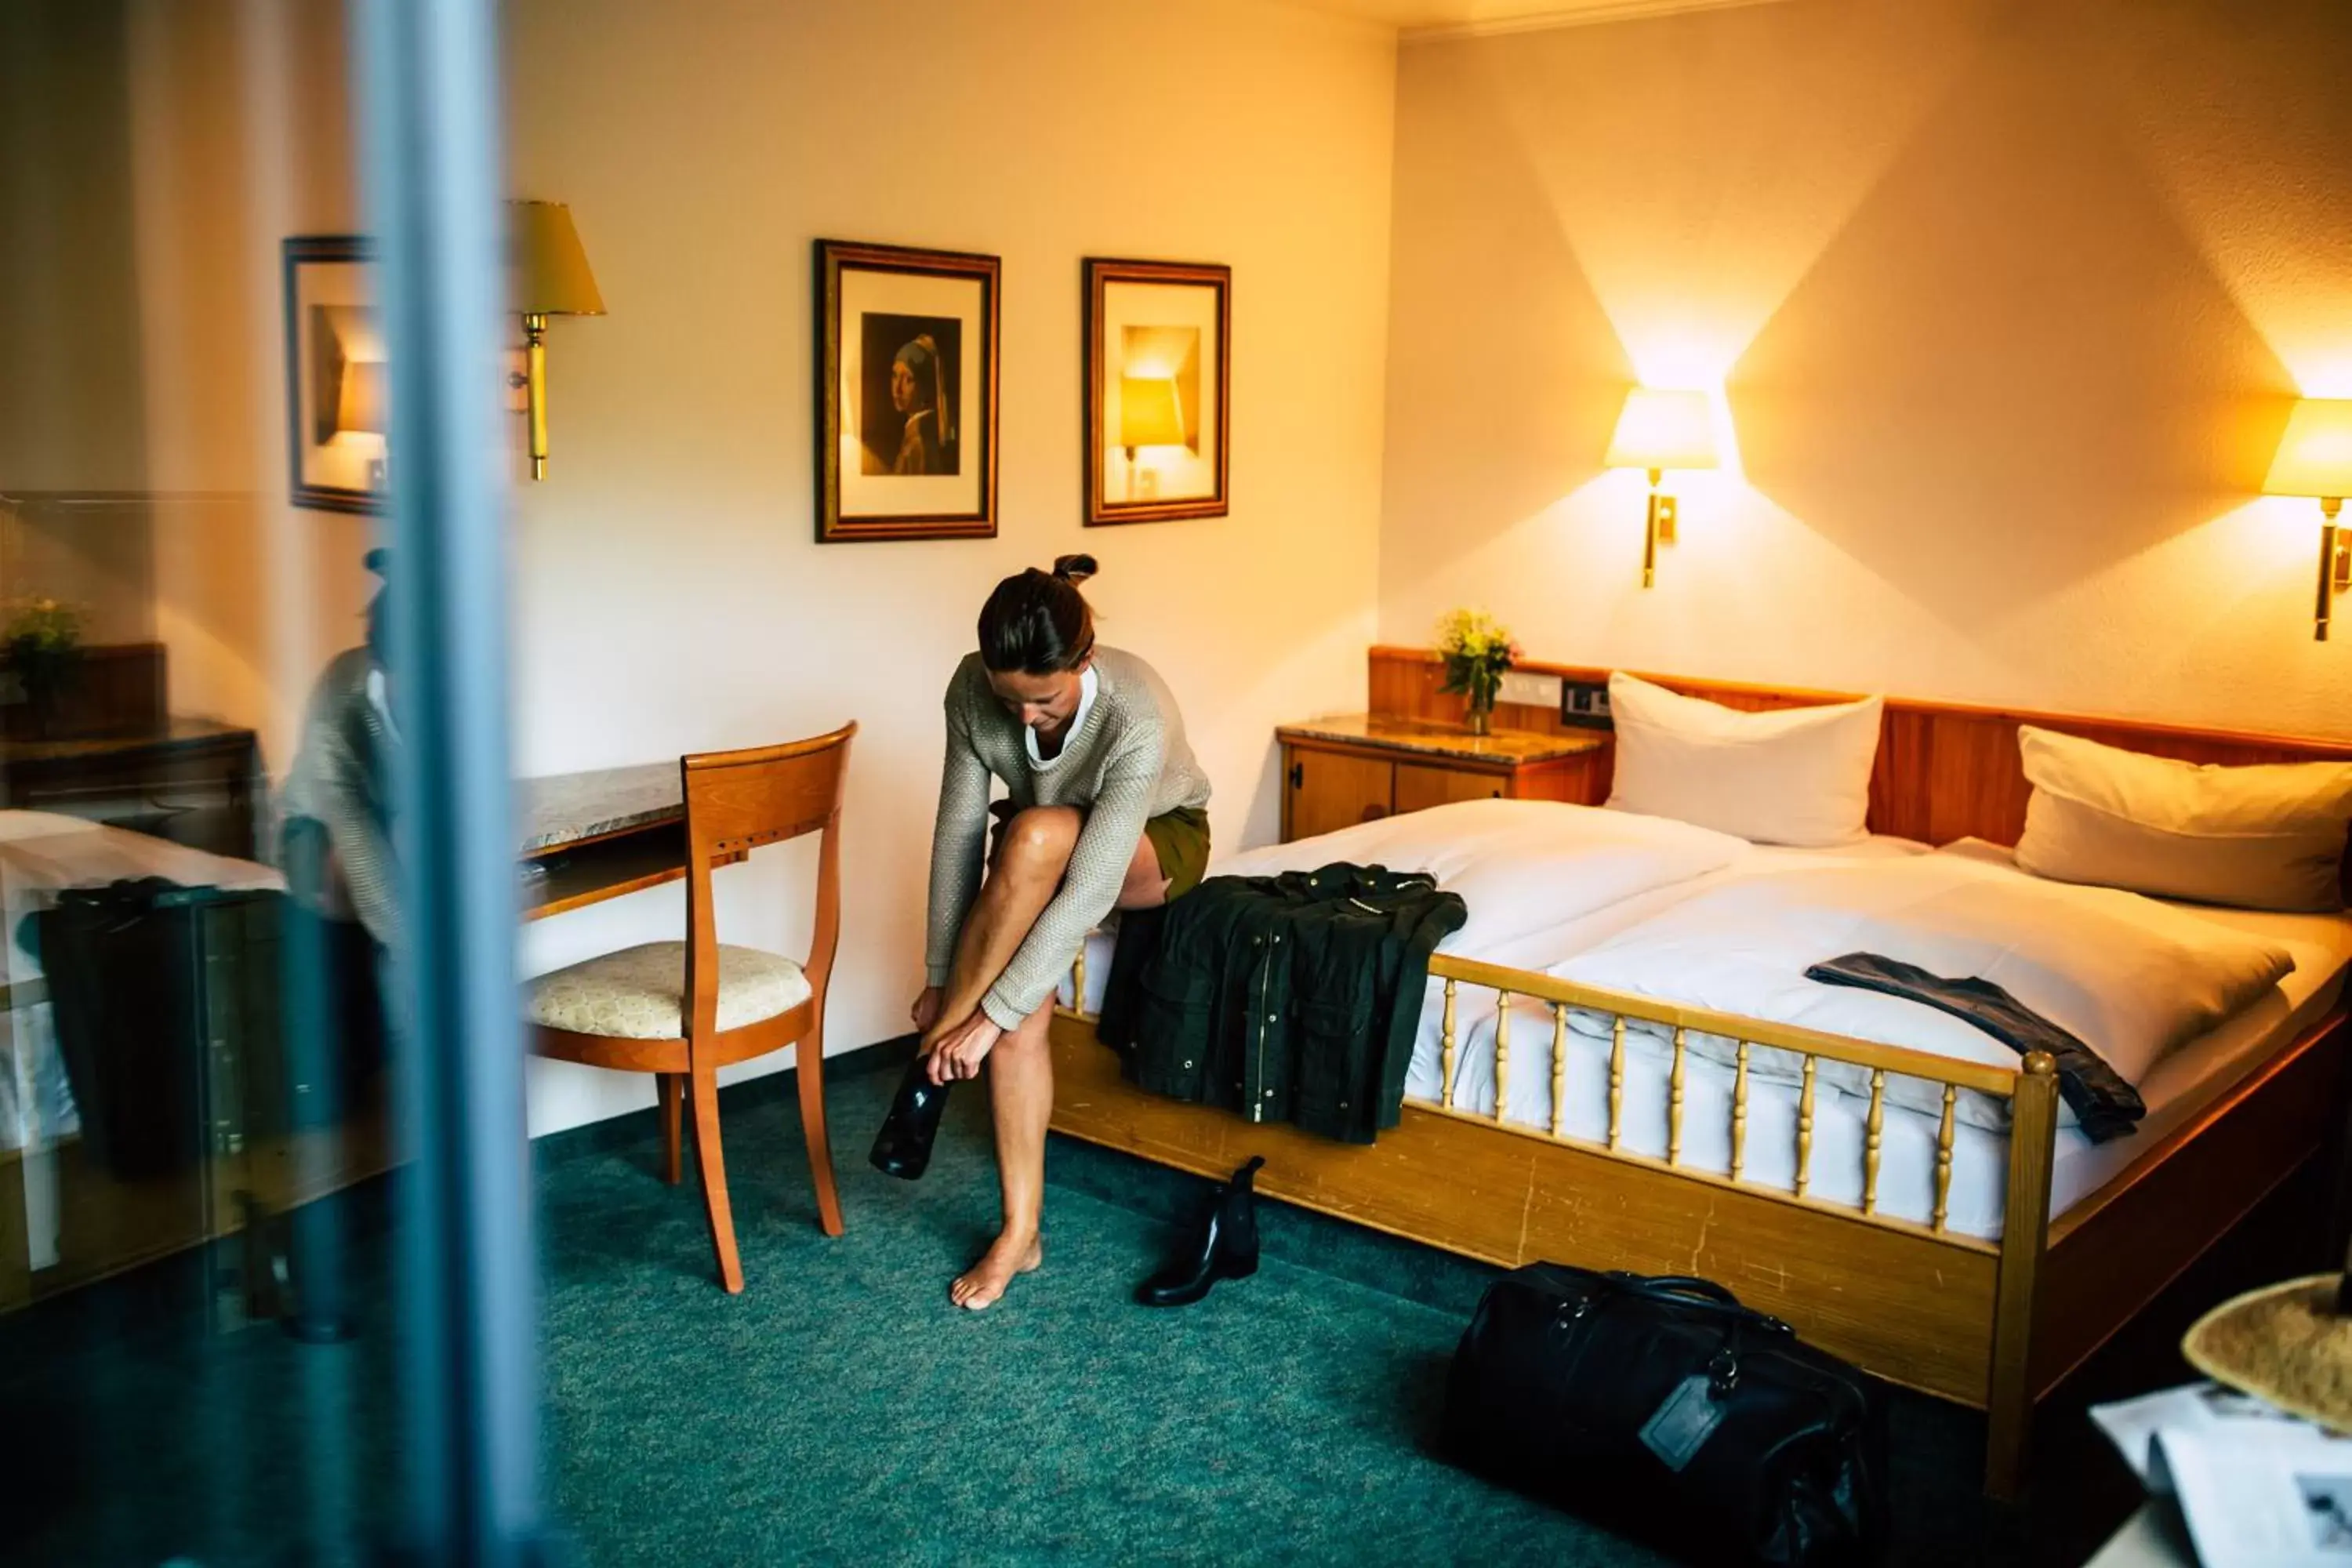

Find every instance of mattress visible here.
[1059,830,2352,1240]
[1427,902,2352,1239]
[1059,833,1928,1016]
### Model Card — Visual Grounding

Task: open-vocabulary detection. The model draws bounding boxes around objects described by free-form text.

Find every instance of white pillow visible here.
[1604,672,1882,847]
[2014,725,2352,913]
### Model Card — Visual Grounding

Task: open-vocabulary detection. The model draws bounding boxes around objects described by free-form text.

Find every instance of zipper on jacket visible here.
[1250,934,1268,1121]
[1249,927,1281,1122]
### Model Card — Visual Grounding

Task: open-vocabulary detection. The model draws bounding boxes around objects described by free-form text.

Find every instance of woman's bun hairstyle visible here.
[979,556,1100,675]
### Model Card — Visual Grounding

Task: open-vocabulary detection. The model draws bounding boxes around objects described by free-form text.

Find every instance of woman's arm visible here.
[924,680,993,988]
[977,724,1166,1029]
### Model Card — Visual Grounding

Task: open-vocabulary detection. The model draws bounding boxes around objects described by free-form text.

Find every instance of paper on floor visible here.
[2092,1382,2352,1566]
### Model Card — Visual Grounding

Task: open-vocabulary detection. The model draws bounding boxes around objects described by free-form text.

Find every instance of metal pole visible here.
[348,0,542,1559]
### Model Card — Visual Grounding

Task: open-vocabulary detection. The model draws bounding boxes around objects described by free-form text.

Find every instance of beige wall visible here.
[0,0,372,777]
[1380,0,2352,736]
[503,0,1398,1131]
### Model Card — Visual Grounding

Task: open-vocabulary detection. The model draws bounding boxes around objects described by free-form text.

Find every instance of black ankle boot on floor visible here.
[1137,1155,1265,1307]
[869,1054,951,1180]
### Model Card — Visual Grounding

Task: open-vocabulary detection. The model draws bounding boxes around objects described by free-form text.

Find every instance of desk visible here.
[517,760,691,919]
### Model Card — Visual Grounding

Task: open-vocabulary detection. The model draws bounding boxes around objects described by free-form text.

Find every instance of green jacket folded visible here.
[1098,865,1467,1145]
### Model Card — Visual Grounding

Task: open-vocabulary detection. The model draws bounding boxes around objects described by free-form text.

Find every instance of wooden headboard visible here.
[1369,646,2352,850]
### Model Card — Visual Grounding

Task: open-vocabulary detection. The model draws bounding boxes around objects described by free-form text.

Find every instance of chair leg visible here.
[688,1062,744,1294]
[796,1026,844,1238]
[656,1073,683,1185]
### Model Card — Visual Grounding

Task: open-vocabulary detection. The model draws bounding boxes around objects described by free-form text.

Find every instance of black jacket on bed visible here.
[1802,951,2147,1143]
[1098,864,1467,1144]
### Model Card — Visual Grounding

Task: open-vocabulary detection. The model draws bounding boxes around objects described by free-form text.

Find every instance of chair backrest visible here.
[679,721,855,1040]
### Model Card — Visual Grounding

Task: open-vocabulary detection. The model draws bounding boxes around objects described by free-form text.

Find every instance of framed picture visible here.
[281,234,387,514]
[815,239,1000,542]
[1083,257,1230,526]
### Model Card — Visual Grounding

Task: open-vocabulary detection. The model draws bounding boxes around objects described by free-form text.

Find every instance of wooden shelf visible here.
[523,819,691,920]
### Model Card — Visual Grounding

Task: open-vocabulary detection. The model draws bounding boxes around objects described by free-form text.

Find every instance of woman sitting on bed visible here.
[914,554,1212,1309]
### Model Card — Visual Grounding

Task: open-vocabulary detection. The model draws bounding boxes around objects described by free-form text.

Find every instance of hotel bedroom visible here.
[3,0,2350,1563]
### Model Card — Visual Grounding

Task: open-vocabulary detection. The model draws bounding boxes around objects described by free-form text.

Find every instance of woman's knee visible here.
[1000,806,1080,869]
[995,1007,1053,1058]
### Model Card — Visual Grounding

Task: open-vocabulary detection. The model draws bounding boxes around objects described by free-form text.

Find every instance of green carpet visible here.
[538,1057,1649,1566]
[7,1036,2325,1564]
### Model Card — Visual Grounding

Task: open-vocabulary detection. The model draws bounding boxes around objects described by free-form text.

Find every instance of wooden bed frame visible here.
[1045,648,2352,1501]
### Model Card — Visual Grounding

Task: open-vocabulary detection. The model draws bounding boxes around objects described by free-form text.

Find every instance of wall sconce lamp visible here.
[1119,374,1185,502]
[1605,387,1719,588]
[335,357,390,491]
[506,200,604,481]
[334,358,386,439]
[2263,397,2352,641]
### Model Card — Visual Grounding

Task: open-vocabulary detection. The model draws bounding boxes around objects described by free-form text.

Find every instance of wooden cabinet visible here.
[1276,715,1605,844]
[1393,761,1506,815]
[1285,748,1397,841]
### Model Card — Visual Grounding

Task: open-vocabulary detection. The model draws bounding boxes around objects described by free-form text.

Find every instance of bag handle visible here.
[1605,1272,1792,1334]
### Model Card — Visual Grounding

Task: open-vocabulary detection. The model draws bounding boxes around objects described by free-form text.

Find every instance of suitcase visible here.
[36,877,286,1179]
[1442,1262,1887,1567]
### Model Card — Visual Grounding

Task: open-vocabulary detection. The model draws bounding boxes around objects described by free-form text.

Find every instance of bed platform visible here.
[1047,652,2352,1500]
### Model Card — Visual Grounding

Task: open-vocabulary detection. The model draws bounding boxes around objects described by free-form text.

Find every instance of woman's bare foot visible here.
[950,1229,1042,1311]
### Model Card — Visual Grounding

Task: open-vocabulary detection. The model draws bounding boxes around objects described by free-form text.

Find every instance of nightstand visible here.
[1275,714,1606,843]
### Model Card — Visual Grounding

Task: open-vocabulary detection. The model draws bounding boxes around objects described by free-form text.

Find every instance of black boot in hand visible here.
[1137,1155,1265,1307]
[869,1054,951,1180]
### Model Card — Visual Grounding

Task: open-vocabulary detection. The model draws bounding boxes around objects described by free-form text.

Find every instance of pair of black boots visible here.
[867,1055,1262,1306]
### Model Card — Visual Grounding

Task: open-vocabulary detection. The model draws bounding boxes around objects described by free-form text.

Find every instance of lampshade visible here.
[336,359,386,436]
[1120,376,1186,448]
[1606,388,1719,473]
[508,200,604,317]
[2265,398,2352,499]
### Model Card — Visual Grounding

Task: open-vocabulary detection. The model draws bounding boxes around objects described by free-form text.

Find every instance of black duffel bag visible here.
[1441,1263,1886,1566]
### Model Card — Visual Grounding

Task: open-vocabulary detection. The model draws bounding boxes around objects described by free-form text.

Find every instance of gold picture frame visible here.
[815,238,1000,543]
[1083,257,1230,526]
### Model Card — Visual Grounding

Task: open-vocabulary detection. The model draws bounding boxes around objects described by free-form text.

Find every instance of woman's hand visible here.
[924,1011,1004,1084]
[910,985,945,1037]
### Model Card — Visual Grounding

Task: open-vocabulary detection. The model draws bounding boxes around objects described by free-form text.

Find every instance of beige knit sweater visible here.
[925,646,1210,1029]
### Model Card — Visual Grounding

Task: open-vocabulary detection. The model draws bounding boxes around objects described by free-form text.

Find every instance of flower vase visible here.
[1467,698,1493,737]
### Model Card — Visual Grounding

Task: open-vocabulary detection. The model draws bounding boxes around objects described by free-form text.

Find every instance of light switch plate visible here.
[1497,670,1563,709]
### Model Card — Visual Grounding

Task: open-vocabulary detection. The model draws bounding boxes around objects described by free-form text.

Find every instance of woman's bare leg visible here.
[926,806,1080,1050]
[951,996,1053,1309]
[949,828,1171,1308]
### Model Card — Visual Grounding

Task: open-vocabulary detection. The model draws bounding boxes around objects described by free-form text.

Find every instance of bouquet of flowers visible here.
[3,595,87,737]
[1435,607,1519,735]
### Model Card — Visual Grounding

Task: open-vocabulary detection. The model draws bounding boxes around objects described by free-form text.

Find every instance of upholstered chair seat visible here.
[528,942,811,1040]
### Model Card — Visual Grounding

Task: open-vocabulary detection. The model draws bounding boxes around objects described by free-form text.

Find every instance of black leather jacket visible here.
[1098,864,1467,1144]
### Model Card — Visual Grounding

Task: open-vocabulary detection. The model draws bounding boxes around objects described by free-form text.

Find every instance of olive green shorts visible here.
[1143,805,1213,901]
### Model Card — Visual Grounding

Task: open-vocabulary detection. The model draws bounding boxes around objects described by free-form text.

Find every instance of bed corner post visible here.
[1985,1051,2060,1501]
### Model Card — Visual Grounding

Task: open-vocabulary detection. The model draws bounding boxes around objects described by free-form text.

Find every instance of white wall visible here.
[1379,0,2352,736]
[501,0,1399,1133]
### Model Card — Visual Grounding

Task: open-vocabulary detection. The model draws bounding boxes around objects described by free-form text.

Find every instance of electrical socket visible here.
[1560,679,1613,728]
[1497,670,1563,709]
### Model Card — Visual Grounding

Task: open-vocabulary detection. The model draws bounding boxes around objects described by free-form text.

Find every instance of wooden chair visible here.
[527,724,854,1292]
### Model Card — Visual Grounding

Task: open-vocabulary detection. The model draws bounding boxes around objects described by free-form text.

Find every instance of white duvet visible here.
[1207,797,1748,954]
[1542,848,2297,1129]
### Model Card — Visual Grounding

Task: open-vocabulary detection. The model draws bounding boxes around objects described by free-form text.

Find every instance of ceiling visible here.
[1283,0,1788,39]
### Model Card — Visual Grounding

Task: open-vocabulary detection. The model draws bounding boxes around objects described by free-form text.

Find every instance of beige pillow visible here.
[2014,726,2352,913]
[1604,672,1883,847]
